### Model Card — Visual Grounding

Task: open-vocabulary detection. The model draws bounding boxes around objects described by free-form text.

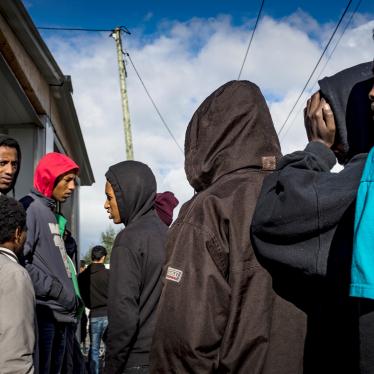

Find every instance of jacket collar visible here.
[30,188,56,209]
[0,247,18,263]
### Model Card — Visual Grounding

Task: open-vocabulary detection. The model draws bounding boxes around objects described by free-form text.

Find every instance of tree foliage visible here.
[83,225,117,265]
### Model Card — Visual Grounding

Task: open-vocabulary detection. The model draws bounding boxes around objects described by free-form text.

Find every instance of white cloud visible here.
[43,13,374,254]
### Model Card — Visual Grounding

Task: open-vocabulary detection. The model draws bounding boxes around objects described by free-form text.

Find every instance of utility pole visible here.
[111,27,134,160]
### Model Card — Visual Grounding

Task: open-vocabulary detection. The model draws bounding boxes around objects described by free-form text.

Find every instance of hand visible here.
[304,91,336,148]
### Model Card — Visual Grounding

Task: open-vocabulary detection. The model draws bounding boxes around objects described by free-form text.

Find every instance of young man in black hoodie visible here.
[251,62,374,374]
[78,245,109,374]
[103,160,167,374]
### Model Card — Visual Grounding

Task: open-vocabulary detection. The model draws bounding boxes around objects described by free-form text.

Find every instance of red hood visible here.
[34,152,79,198]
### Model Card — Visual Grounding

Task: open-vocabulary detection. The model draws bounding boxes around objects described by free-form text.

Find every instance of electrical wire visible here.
[123,51,184,154]
[279,0,362,141]
[237,0,265,80]
[37,26,113,32]
[277,0,353,136]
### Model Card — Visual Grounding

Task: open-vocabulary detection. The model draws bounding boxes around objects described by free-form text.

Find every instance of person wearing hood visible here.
[154,191,179,226]
[104,160,168,374]
[150,80,307,373]
[251,61,374,373]
[20,152,80,374]
[0,135,21,195]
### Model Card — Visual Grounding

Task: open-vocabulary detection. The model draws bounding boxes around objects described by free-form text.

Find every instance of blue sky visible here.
[22,0,374,252]
[27,0,373,36]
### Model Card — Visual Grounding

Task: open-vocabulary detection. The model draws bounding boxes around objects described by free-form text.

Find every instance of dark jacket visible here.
[251,64,374,373]
[251,142,365,373]
[21,189,77,323]
[105,161,167,373]
[78,263,109,318]
[150,80,307,373]
[21,152,80,323]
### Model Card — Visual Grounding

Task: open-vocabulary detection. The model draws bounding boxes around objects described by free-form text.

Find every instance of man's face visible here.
[0,146,18,193]
[52,172,77,202]
[104,181,121,224]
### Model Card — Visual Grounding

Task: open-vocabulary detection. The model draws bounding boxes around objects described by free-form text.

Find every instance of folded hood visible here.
[319,62,374,163]
[185,80,281,191]
[155,191,179,226]
[34,152,79,198]
[105,160,156,226]
[0,135,22,194]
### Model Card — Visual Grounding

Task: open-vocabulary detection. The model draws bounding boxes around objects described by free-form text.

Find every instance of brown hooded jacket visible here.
[150,81,307,373]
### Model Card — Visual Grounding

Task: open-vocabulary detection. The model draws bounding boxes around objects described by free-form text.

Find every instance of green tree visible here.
[82,225,117,265]
[100,225,117,263]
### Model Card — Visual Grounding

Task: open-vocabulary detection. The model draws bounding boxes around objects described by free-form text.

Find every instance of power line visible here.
[37,26,113,32]
[280,0,362,142]
[310,0,363,92]
[277,0,353,136]
[237,0,265,80]
[37,25,131,34]
[123,51,184,155]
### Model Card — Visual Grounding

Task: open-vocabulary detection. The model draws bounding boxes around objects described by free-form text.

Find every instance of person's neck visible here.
[0,243,15,252]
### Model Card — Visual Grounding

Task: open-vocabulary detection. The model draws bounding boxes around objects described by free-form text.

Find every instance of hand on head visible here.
[304,91,336,148]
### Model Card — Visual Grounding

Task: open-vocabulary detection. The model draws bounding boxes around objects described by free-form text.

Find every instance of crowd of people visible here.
[0,36,374,374]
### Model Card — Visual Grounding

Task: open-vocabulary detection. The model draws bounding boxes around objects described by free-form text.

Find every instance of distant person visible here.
[0,195,35,373]
[0,135,21,195]
[104,161,168,374]
[251,61,374,373]
[80,259,87,273]
[20,152,80,374]
[151,81,306,373]
[154,191,179,226]
[78,245,109,374]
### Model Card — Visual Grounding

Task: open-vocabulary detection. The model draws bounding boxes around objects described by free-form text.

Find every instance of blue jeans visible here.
[89,316,108,374]
[37,307,67,374]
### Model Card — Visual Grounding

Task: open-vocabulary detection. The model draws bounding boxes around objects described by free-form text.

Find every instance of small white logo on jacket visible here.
[166,266,183,283]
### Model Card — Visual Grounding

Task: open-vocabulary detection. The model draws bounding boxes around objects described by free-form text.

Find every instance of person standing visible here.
[251,61,374,373]
[0,135,21,195]
[21,152,80,374]
[104,161,167,374]
[78,245,109,374]
[150,80,307,373]
[0,195,35,373]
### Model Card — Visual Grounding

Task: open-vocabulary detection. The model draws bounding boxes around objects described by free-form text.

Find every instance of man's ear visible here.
[14,227,23,245]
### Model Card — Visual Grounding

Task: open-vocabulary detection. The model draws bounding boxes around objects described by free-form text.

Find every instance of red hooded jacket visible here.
[34,152,79,197]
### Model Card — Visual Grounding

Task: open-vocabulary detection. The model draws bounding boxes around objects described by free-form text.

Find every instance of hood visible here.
[34,152,79,198]
[105,160,156,226]
[155,191,179,226]
[185,80,281,191]
[0,135,22,194]
[319,62,374,163]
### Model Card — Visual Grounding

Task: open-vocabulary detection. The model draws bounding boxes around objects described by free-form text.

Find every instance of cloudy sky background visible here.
[28,3,374,253]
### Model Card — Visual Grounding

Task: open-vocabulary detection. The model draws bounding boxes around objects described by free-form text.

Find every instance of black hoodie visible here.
[104,161,167,373]
[0,135,21,195]
[251,63,374,373]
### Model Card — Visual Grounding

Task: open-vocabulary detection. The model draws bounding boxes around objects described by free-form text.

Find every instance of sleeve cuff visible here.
[305,141,336,170]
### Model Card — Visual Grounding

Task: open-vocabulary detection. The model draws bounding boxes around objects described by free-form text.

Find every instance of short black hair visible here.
[80,260,86,268]
[0,195,26,244]
[91,245,107,261]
